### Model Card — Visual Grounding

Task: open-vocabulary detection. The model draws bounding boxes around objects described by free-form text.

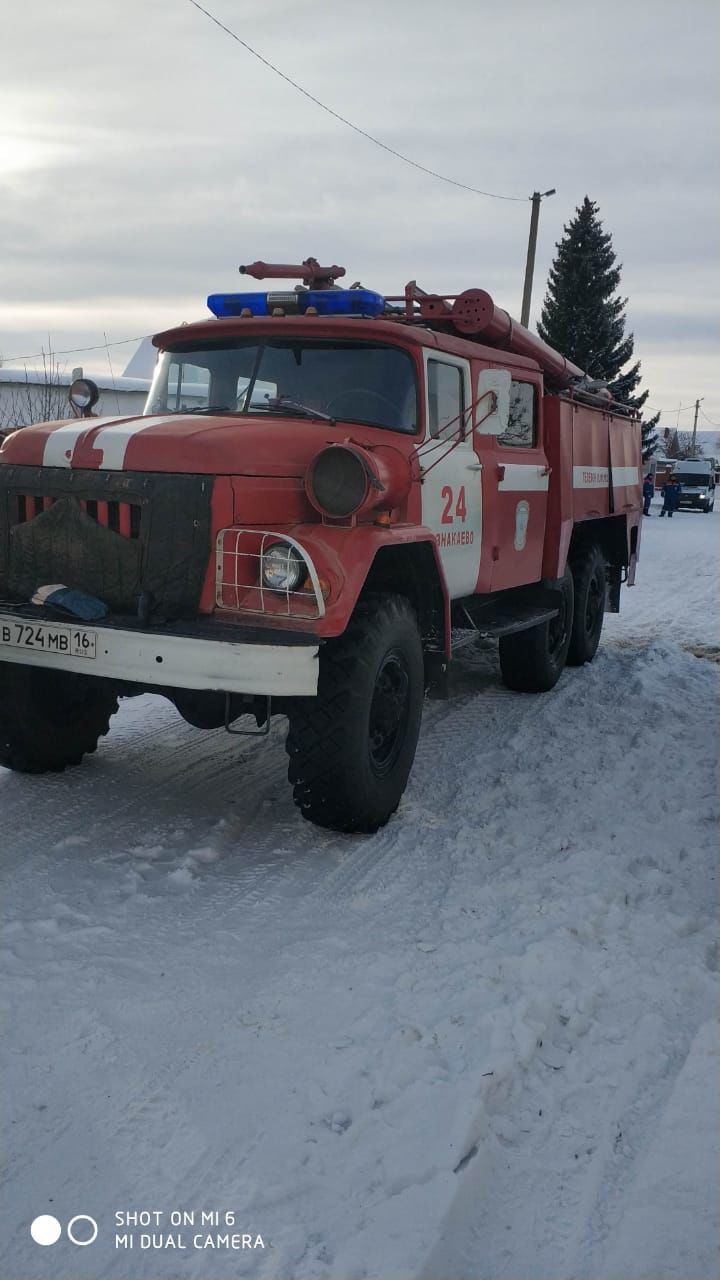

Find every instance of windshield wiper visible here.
[182,405,232,415]
[265,396,335,423]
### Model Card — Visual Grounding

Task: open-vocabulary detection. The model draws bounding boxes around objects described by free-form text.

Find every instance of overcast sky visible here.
[1,0,718,434]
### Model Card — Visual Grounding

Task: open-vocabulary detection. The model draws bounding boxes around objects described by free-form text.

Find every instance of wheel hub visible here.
[548,593,570,659]
[368,650,410,775]
[585,574,602,635]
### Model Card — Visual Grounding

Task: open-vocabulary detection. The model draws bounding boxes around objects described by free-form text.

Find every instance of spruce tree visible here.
[538,196,659,461]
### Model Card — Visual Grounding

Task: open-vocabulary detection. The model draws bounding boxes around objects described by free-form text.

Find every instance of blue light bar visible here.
[207,288,385,319]
[301,289,385,316]
[207,292,269,317]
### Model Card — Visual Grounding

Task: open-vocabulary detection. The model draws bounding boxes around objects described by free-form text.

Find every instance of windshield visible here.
[674,471,710,485]
[145,338,418,433]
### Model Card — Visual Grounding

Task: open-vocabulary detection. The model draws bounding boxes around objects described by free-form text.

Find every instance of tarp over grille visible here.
[0,465,213,619]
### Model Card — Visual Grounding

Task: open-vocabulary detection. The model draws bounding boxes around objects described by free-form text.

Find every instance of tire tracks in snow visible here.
[417,643,718,1280]
[421,953,716,1280]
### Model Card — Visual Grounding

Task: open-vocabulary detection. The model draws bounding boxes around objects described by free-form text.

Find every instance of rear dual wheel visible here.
[567,544,606,666]
[498,566,574,693]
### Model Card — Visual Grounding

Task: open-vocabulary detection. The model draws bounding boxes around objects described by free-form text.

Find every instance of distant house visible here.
[0,339,155,433]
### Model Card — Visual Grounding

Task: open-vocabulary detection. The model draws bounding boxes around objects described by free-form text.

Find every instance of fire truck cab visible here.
[0,259,642,833]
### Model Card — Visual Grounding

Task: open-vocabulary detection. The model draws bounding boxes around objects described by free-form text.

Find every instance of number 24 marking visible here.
[441,484,467,524]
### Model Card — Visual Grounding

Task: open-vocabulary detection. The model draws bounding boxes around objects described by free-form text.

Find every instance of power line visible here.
[185,0,527,203]
[645,402,720,430]
[104,330,121,415]
[643,401,700,420]
[1,335,151,366]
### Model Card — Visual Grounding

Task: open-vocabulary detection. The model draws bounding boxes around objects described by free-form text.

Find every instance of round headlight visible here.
[306,445,370,518]
[261,543,307,592]
[69,377,100,411]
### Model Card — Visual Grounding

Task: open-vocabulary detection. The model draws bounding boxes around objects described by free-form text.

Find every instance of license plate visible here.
[0,618,97,660]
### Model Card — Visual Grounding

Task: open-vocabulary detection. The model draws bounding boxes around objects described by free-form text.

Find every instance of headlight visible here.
[306,445,370,518]
[305,442,412,521]
[261,542,307,592]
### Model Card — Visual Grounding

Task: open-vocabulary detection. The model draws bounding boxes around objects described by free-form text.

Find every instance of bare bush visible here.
[664,429,705,461]
[0,351,71,438]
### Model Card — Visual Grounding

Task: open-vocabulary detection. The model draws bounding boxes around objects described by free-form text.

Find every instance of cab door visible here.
[419,353,482,598]
[485,374,549,590]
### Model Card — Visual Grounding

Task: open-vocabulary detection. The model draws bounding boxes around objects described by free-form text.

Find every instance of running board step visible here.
[475,605,559,637]
[453,589,561,645]
[450,606,558,652]
[450,628,485,652]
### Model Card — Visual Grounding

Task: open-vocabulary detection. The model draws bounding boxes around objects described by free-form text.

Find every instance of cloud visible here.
[1,0,717,416]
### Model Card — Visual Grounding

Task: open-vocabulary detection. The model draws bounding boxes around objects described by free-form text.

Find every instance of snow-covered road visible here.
[2,502,718,1280]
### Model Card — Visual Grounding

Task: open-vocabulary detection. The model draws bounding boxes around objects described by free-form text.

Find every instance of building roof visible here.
[0,367,149,393]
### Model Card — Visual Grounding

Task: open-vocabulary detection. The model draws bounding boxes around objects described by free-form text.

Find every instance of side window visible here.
[428,360,465,439]
[498,381,536,447]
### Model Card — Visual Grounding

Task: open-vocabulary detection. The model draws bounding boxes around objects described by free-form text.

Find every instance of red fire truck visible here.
[0,259,642,832]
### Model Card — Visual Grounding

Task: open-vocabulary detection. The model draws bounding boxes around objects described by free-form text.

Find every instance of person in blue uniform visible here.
[659,477,682,517]
[643,474,655,515]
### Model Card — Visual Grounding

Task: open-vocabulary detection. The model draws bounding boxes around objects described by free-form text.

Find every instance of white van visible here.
[674,460,716,513]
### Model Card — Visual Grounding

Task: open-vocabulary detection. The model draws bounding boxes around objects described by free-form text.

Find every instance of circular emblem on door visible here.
[514,500,530,550]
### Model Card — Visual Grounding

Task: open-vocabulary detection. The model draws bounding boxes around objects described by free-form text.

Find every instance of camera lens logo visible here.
[31,1214,98,1246]
[30,1216,61,1246]
[67,1215,99,1246]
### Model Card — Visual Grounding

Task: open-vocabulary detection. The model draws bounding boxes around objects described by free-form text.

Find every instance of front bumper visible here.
[0,607,319,696]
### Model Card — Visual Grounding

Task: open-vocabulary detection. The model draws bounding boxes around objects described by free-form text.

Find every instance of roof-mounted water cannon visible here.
[210,257,383,319]
[239,257,346,290]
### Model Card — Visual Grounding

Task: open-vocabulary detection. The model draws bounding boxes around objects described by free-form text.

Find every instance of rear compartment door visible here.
[609,418,642,515]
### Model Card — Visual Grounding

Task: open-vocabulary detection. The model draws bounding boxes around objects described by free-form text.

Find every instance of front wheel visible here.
[0,663,118,773]
[286,596,424,833]
[498,567,574,693]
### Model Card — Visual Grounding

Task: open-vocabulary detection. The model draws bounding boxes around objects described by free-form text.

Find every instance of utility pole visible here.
[520,188,555,328]
[691,397,704,457]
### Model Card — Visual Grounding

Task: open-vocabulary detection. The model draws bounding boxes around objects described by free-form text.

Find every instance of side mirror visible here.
[69,377,100,418]
[475,368,510,436]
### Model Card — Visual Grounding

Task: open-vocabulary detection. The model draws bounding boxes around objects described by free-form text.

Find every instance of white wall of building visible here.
[0,367,149,430]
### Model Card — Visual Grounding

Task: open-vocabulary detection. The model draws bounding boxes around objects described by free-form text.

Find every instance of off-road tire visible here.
[285,596,424,833]
[567,544,606,666]
[0,662,118,773]
[498,567,574,693]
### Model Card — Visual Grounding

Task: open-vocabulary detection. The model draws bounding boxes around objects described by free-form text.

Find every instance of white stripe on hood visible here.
[42,416,180,469]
